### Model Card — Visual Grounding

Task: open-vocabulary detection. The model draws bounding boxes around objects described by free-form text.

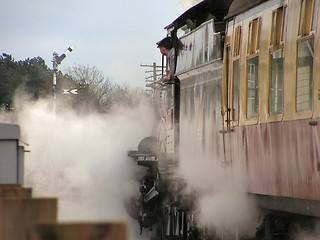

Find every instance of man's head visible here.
[156,37,173,56]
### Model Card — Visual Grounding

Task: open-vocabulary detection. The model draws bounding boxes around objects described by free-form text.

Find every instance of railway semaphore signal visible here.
[62,88,78,95]
[52,44,76,112]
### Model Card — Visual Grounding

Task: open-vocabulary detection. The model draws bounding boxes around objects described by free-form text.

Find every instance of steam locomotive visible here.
[128,0,320,239]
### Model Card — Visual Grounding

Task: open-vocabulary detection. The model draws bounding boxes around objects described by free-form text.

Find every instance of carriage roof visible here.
[165,0,233,31]
[225,0,268,19]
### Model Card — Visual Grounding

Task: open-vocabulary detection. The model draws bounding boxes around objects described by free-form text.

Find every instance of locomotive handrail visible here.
[175,19,223,74]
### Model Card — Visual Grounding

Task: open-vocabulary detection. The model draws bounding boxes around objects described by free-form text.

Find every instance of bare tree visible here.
[65,64,147,113]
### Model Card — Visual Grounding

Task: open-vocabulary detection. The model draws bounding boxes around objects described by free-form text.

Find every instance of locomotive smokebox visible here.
[137,136,159,154]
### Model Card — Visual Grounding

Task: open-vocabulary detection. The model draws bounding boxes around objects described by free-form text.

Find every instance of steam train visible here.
[128,0,320,239]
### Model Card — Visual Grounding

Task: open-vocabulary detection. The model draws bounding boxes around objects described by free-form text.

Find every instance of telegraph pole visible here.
[52,45,75,112]
[140,62,162,90]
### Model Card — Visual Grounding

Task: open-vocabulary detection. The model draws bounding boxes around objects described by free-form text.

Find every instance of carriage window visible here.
[233,60,239,121]
[247,18,261,119]
[269,6,286,116]
[233,26,242,57]
[312,0,319,31]
[270,6,287,46]
[270,49,284,115]
[247,18,261,55]
[296,37,314,112]
[283,7,288,42]
[247,57,259,118]
[296,0,316,112]
[299,0,318,36]
[232,26,241,122]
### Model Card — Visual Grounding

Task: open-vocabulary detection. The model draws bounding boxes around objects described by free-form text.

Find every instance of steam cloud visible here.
[177,116,259,238]
[179,0,202,9]
[198,192,258,237]
[3,89,320,239]
[0,96,155,239]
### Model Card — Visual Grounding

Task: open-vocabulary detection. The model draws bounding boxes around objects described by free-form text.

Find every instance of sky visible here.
[1,0,201,88]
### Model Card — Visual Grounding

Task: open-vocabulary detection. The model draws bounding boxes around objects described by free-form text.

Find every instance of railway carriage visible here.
[128,0,320,239]
[223,0,320,215]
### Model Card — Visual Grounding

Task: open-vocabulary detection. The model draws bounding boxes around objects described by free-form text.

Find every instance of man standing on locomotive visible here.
[157,36,175,82]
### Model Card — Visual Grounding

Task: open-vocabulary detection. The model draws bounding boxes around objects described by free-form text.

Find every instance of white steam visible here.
[198,192,258,236]
[0,96,155,239]
[178,116,259,237]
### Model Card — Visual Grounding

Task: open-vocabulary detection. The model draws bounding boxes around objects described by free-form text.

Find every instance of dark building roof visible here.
[225,0,268,19]
[165,0,233,31]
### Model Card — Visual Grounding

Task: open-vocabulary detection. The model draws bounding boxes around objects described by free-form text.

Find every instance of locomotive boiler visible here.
[128,0,320,239]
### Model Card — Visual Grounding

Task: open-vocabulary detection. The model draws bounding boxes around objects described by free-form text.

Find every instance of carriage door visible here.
[223,42,233,132]
[220,39,232,163]
[227,25,242,130]
[225,44,232,131]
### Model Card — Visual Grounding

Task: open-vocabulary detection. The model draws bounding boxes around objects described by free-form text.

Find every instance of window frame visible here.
[299,0,318,37]
[296,36,314,112]
[268,6,287,117]
[246,17,261,119]
[295,0,318,114]
[247,18,261,55]
[270,6,287,48]
[233,26,242,57]
[231,25,242,123]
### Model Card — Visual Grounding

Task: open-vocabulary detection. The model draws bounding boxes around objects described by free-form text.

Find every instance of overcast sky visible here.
[1,0,201,88]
